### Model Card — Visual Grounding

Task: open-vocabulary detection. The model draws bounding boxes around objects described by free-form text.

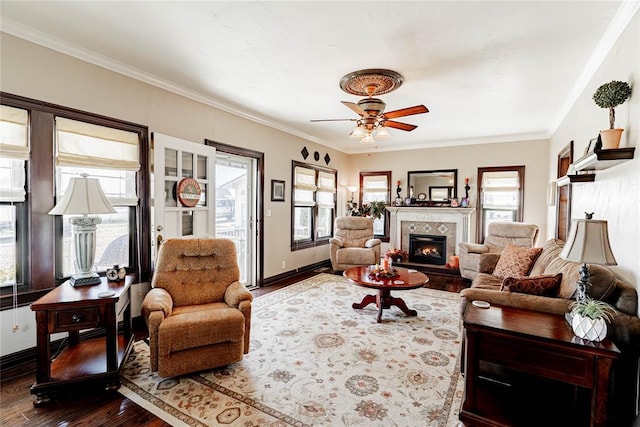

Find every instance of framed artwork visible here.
[584,137,597,156]
[271,180,285,202]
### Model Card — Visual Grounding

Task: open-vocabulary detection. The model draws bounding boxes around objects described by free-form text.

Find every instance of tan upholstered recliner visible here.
[141,238,252,377]
[458,221,539,280]
[329,216,382,271]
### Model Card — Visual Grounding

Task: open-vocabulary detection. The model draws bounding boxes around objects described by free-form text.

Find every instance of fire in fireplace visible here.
[409,234,447,265]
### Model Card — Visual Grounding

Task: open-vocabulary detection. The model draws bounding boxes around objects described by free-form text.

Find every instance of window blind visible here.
[363,175,389,193]
[0,106,29,202]
[55,117,140,171]
[294,166,316,206]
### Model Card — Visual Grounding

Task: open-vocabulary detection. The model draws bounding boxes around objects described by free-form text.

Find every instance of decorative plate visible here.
[417,193,427,200]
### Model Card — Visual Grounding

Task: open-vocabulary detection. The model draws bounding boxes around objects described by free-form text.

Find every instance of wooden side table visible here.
[460,304,620,427]
[30,275,135,406]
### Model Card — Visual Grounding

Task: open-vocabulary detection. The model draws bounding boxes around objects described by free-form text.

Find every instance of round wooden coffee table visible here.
[343,265,429,323]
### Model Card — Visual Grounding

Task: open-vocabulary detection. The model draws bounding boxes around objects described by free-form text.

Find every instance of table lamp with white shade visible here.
[559,213,617,302]
[48,173,116,286]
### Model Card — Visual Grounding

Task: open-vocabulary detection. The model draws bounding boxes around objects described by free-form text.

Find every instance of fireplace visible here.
[409,234,447,265]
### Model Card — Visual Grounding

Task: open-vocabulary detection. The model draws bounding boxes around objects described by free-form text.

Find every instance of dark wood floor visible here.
[0,270,468,426]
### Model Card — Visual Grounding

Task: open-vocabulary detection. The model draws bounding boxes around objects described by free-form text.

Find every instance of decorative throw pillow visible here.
[492,244,543,279]
[500,273,563,296]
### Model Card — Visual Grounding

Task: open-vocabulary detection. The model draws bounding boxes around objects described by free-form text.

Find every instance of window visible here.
[0,105,29,289]
[0,93,150,310]
[477,166,525,242]
[360,171,391,240]
[291,161,336,250]
[54,118,140,278]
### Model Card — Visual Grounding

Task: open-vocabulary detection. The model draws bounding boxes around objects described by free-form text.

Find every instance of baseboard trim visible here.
[262,260,332,287]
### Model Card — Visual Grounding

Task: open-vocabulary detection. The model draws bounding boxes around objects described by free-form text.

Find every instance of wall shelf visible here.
[556,173,596,186]
[572,147,635,172]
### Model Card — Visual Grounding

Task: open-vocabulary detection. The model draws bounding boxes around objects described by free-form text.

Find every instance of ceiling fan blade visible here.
[310,118,357,122]
[382,105,429,119]
[341,101,368,117]
[384,120,418,131]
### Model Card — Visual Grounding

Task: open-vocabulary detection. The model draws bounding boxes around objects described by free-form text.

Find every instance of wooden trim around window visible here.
[476,165,525,243]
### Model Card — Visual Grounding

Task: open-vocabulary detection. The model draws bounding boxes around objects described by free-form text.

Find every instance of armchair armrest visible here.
[329,237,344,248]
[225,281,253,308]
[141,288,173,319]
[459,242,489,254]
[365,238,381,248]
[141,287,173,373]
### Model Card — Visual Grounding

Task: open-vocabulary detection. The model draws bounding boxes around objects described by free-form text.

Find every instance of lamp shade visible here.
[350,125,366,139]
[560,218,617,265]
[48,174,116,215]
[346,185,358,193]
[375,126,390,139]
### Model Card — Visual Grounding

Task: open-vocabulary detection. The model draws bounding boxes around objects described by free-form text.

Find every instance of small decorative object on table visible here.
[569,297,616,342]
[106,264,127,282]
[368,265,400,280]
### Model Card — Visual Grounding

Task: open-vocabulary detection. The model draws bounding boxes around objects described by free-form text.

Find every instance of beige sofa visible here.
[460,238,640,421]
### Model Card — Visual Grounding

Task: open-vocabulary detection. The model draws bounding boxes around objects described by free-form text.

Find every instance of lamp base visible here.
[70,273,102,287]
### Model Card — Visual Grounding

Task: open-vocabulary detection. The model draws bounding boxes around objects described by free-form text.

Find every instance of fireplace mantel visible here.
[385,207,476,256]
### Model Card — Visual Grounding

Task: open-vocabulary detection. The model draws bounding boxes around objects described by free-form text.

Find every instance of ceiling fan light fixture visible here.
[340,69,404,97]
[360,134,375,144]
[375,126,390,139]
[350,125,366,139]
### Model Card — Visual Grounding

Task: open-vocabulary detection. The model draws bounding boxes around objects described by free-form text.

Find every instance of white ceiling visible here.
[1,1,637,154]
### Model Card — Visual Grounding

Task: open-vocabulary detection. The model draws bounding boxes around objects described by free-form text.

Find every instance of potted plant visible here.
[362,200,388,219]
[592,80,632,149]
[569,297,617,342]
[350,200,387,219]
[386,248,408,262]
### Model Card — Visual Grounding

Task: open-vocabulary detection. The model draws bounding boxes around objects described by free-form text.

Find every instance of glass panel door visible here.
[215,153,256,288]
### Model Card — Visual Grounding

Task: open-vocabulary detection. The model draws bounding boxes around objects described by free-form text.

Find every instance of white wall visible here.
[548,13,639,294]
[347,139,550,244]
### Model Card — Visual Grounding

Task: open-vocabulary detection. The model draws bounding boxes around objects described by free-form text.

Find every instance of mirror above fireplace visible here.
[407,169,458,204]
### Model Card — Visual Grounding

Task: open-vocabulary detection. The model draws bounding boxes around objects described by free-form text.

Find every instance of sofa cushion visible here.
[501,273,563,296]
[528,239,564,276]
[492,244,543,279]
[545,258,617,300]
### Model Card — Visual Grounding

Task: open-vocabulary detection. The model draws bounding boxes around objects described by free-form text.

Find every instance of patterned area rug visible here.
[119,273,464,426]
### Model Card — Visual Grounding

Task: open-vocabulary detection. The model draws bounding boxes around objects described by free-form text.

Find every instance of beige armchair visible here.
[458,221,539,280]
[141,238,252,377]
[329,216,382,271]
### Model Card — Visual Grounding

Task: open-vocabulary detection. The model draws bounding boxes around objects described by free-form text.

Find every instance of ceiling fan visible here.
[311,69,429,144]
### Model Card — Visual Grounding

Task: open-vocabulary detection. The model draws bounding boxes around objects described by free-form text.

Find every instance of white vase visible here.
[572,313,608,342]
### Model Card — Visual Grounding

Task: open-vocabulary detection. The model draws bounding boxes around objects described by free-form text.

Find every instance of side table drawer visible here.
[53,307,101,331]
[477,333,594,387]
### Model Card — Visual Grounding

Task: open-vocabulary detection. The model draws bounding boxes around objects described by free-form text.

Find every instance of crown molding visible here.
[0,18,323,146]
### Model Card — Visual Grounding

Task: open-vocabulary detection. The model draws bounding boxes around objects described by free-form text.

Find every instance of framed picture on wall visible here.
[271,180,285,202]
[584,137,597,156]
